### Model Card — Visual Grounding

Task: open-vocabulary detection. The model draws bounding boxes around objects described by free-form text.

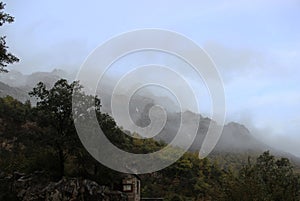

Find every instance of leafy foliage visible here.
[0,79,300,200]
[0,2,19,72]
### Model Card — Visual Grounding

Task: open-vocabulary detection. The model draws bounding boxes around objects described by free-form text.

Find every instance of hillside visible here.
[0,88,300,200]
[0,81,29,102]
[0,69,299,164]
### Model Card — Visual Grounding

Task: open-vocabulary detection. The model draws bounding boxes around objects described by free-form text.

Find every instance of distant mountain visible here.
[98,91,300,167]
[215,122,270,152]
[99,93,268,153]
[0,69,73,90]
[0,81,29,102]
[1,69,299,166]
[0,69,74,103]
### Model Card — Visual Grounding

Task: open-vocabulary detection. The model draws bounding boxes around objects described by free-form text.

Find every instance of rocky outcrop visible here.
[0,170,127,201]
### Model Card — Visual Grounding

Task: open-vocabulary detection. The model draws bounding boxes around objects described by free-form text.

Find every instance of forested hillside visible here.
[1,79,300,201]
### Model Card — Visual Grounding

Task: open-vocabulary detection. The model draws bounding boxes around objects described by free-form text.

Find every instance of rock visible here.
[8,171,127,201]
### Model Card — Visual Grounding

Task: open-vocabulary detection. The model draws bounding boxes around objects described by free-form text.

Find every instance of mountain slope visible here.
[0,81,29,102]
[1,69,299,166]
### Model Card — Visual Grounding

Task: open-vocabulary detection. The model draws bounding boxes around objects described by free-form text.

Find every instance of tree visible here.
[0,2,19,72]
[29,79,100,179]
[232,151,300,201]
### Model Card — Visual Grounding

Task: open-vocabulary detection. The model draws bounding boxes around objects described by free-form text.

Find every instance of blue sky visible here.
[1,0,300,155]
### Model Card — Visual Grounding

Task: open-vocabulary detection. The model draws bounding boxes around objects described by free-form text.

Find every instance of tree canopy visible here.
[0,2,19,72]
[0,80,299,200]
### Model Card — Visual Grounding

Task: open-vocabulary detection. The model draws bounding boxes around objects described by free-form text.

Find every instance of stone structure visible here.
[122,174,141,201]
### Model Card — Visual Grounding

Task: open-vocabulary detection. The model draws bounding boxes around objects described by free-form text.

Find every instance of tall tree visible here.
[29,79,100,179]
[0,2,19,72]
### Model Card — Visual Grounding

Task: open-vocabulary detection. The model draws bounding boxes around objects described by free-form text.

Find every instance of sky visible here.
[1,0,300,156]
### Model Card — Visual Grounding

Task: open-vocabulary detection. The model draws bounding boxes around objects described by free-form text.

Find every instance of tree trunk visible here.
[94,164,98,176]
[58,148,65,179]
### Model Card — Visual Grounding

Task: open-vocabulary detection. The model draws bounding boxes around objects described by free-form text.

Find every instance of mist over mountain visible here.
[0,69,75,103]
[0,81,29,102]
[0,69,73,89]
[0,69,299,163]
[92,76,299,162]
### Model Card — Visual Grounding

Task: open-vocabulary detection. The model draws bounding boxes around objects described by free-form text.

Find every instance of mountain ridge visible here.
[0,69,299,166]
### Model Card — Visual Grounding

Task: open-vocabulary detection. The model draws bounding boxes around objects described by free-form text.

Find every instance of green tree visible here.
[232,151,300,201]
[0,2,19,72]
[29,79,100,179]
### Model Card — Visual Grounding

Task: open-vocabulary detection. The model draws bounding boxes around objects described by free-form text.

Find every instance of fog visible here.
[1,0,300,156]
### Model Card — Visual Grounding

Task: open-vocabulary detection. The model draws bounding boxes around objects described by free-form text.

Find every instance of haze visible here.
[1,0,300,156]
